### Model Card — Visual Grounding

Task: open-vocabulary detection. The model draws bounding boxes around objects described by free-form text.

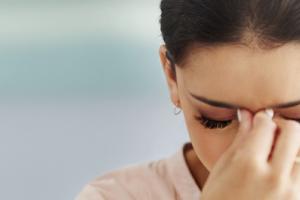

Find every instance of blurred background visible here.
[0,1,189,200]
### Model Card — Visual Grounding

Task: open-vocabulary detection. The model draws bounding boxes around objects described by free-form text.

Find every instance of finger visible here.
[271,117,300,179]
[291,151,300,186]
[242,109,277,163]
[224,108,253,155]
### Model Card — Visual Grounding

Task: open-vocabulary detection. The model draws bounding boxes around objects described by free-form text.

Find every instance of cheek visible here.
[179,94,239,171]
[192,131,233,171]
[184,114,238,171]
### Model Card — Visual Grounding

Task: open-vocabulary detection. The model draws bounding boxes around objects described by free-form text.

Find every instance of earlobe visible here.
[170,87,181,109]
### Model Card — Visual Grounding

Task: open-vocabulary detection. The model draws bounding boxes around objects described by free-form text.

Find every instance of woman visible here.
[76,0,300,199]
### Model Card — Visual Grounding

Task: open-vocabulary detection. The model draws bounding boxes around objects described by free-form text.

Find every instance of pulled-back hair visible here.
[160,0,300,71]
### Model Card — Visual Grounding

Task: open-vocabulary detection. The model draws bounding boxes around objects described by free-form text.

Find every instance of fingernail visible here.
[264,108,274,119]
[237,109,242,123]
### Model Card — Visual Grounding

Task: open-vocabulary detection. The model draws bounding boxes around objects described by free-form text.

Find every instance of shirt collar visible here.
[166,141,202,200]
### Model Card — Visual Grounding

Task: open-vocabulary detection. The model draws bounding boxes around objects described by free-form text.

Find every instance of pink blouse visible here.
[75,142,202,200]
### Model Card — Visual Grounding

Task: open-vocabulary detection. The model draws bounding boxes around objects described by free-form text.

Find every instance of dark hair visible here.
[160,0,300,72]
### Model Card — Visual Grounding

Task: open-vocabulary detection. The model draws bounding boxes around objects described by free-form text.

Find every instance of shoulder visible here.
[75,158,177,200]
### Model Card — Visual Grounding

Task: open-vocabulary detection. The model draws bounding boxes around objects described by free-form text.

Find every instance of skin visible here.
[158,42,300,191]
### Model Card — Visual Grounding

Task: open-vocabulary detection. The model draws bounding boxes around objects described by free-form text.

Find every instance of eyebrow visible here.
[190,93,300,109]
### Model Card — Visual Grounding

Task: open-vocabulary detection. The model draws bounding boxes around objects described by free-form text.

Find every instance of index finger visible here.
[241,109,277,163]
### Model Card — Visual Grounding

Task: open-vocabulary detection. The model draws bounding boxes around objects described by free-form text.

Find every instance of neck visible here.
[183,143,209,191]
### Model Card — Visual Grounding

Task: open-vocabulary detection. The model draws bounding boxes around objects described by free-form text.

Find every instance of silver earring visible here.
[173,102,182,115]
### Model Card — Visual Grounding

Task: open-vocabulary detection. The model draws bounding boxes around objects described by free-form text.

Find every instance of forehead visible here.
[178,43,300,111]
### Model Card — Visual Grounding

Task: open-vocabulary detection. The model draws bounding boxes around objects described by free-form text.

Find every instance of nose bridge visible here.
[252,107,269,114]
[243,108,264,116]
[242,106,281,118]
[240,104,274,116]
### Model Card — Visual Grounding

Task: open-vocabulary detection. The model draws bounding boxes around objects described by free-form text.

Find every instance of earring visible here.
[173,102,182,115]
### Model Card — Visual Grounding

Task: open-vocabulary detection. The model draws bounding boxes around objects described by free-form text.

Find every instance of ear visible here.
[159,45,181,108]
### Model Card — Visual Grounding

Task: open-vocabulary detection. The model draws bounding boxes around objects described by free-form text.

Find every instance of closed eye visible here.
[194,115,233,129]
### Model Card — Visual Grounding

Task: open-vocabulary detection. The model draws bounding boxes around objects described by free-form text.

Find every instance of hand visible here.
[201,109,300,200]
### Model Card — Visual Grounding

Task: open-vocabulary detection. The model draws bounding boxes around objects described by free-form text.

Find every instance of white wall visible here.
[0,2,190,200]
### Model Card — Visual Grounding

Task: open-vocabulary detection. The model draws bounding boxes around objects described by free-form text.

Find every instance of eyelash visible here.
[195,114,300,129]
[194,115,233,129]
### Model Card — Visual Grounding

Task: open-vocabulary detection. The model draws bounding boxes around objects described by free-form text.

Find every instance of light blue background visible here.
[0,1,189,200]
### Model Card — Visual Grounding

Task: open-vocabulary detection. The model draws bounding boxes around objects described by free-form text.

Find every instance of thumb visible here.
[237,108,252,134]
[229,109,253,151]
[214,109,253,165]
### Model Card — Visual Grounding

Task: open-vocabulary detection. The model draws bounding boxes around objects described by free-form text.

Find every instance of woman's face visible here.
[159,42,300,171]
